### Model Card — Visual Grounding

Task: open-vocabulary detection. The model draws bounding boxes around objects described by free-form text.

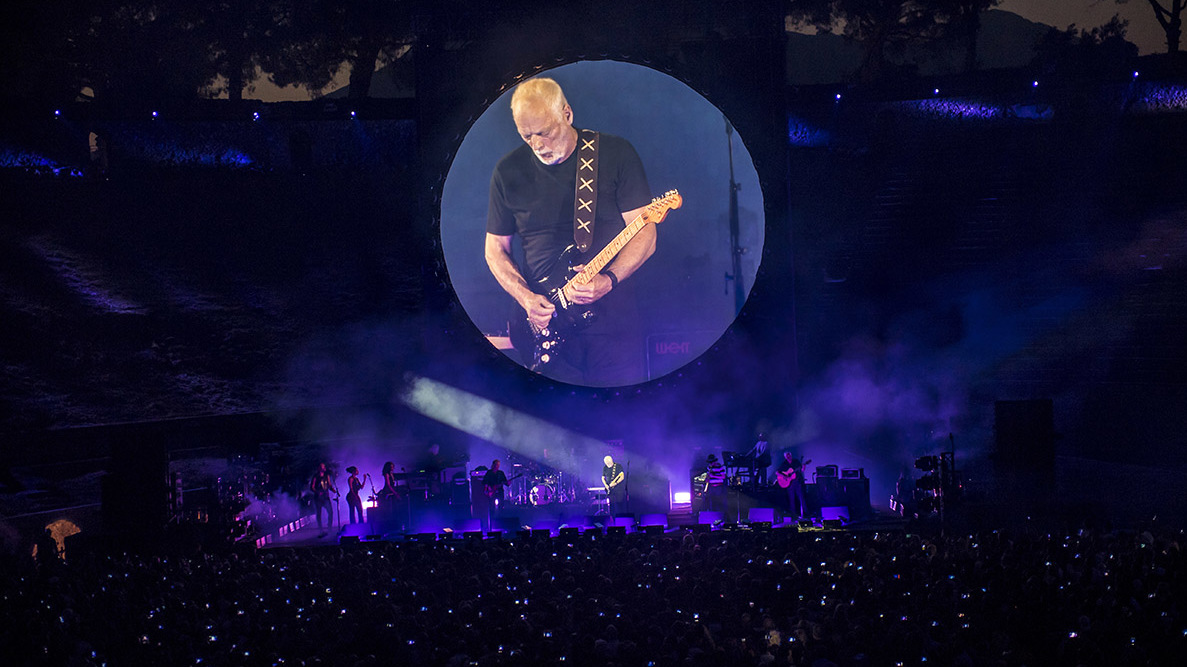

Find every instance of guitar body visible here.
[776,459,811,488]
[504,191,683,373]
[508,245,598,370]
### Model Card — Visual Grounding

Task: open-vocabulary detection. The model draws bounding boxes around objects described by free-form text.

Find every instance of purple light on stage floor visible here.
[887,98,1003,121]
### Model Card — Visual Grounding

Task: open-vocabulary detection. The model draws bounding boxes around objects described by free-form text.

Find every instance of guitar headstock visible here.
[644,190,682,223]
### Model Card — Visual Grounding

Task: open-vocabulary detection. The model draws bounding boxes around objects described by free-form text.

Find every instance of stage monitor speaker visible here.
[747,507,775,524]
[697,511,724,525]
[640,513,668,527]
[821,506,849,522]
[822,519,845,529]
[644,525,664,535]
[607,526,627,536]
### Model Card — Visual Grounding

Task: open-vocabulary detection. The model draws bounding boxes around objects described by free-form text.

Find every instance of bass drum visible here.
[529,484,554,506]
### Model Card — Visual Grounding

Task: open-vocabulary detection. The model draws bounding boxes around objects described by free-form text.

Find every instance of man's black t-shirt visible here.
[487,131,651,283]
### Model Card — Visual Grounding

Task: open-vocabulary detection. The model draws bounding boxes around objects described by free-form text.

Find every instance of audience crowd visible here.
[2,521,1183,667]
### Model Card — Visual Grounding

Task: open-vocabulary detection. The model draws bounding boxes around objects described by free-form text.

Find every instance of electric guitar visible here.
[776,459,812,488]
[508,191,683,371]
[483,473,524,498]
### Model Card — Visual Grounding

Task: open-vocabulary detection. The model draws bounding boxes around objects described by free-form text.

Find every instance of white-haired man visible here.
[485,77,655,386]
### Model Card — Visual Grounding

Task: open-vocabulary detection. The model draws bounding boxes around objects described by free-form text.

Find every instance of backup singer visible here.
[309,463,338,533]
[345,466,365,525]
[379,461,399,500]
[485,77,655,386]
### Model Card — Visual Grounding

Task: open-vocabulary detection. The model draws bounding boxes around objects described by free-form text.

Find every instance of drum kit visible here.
[506,467,581,507]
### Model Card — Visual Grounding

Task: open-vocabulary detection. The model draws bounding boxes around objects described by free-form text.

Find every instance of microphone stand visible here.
[725,116,745,314]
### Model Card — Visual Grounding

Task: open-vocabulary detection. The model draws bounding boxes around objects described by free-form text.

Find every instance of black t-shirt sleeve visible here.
[487,158,517,237]
[610,138,651,214]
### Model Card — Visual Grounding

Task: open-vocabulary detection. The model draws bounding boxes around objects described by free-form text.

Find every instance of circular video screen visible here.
[441,60,764,387]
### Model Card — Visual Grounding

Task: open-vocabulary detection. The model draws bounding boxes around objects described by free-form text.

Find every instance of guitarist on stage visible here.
[776,453,810,519]
[485,77,656,386]
[482,459,510,514]
[601,455,626,514]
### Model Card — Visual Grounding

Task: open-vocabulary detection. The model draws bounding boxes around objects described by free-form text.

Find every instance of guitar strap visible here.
[572,129,600,253]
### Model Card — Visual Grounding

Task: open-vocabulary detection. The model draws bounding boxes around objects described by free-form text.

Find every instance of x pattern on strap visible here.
[580,157,594,171]
[577,198,593,212]
[579,177,594,192]
[576,218,592,233]
[581,137,595,152]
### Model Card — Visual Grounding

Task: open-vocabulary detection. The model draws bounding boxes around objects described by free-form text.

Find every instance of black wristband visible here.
[604,270,618,289]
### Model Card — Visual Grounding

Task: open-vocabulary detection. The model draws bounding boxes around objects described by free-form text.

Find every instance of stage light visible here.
[1032,80,1039,88]
[252,111,260,121]
[933,88,939,95]
[54,109,61,118]
[914,455,938,472]
[350,110,357,118]
[835,93,842,101]
[673,491,691,504]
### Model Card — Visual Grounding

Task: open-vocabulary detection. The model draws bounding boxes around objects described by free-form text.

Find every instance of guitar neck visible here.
[565,210,653,290]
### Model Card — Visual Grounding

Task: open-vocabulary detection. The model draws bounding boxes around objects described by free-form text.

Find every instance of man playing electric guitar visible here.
[601,455,626,514]
[776,453,811,519]
[485,76,657,386]
[482,459,511,514]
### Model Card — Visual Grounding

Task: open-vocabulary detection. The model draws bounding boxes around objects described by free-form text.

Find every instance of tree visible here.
[1118,0,1183,54]
[1033,15,1138,80]
[788,0,950,82]
[934,0,1001,72]
[263,0,414,100]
